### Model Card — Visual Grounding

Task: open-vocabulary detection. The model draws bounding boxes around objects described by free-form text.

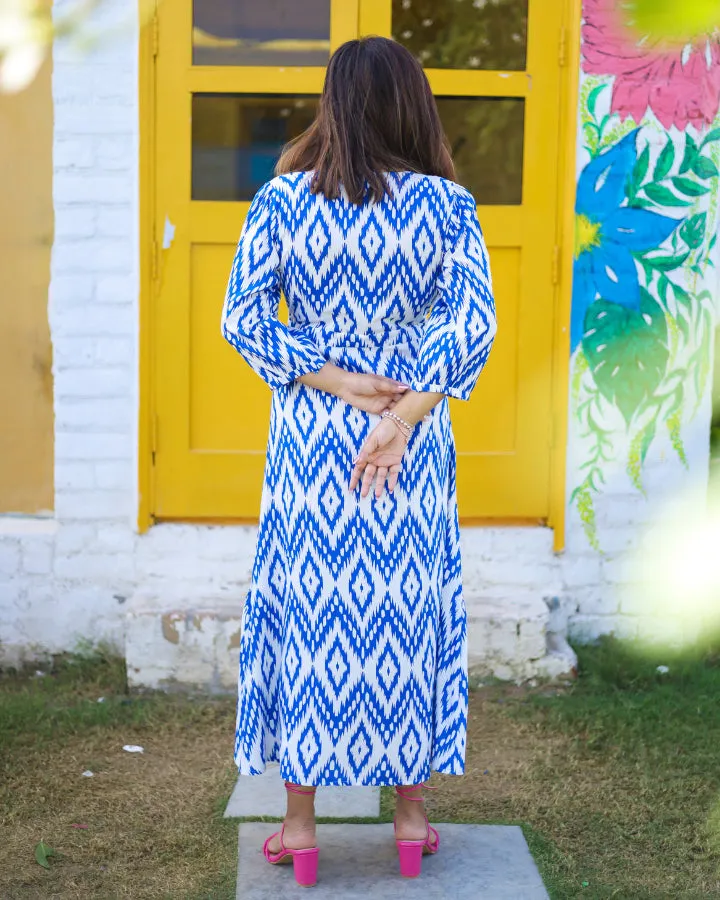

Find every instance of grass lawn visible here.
[1,637,719,899]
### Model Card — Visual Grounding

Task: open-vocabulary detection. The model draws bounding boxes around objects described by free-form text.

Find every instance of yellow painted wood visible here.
[138,0,157,532]
[549,0,584,552]
[189,67,327,95]
[426,70,530,97]
[0,47,53,514]
[148,0,580,525]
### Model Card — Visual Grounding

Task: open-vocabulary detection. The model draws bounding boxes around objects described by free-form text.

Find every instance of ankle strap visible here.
[395,783,436,801]
[284,781,317,795]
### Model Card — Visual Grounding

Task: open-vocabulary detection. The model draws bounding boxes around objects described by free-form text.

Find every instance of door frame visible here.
[137,0,582,551]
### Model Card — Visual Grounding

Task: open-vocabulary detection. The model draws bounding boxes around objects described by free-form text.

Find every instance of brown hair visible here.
[276,36,455,204]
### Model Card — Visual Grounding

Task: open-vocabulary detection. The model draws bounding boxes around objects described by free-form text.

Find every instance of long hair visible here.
[276,37,455,204]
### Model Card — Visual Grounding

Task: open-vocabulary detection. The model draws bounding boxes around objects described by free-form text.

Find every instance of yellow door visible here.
[151,0,565,522]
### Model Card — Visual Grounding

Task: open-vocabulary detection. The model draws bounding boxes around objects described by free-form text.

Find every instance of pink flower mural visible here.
[582,0,720,131]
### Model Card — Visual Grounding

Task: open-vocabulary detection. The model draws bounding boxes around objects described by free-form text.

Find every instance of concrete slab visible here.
[225,764,380,819]
[236,822,550,899]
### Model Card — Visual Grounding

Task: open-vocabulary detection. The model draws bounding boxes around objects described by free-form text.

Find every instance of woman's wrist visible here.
[298,362,350,398]
[391,389,444,426]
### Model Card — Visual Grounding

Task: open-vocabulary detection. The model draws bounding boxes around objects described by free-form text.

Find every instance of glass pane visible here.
[193,0,330,66]
[392,0,528,71]
[438,97,524,204]
[192,94,319,201]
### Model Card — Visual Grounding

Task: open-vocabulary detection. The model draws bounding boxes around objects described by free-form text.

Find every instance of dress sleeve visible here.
[408,186,497,401]
[221,180,327,389]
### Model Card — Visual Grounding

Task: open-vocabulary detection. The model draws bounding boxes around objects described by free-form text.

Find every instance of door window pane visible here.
[192,94,319,201]
[192,93,523,204]
[193,0,331,66]
[393,0,528,71]
[438,97,524,204]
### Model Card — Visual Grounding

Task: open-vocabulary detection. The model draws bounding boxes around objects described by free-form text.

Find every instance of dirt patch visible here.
[0,697,238,900]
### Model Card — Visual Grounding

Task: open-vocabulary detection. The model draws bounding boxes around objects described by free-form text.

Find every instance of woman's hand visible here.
[297,364,408,414]
[338,372,409,414]
[350,417,408,498]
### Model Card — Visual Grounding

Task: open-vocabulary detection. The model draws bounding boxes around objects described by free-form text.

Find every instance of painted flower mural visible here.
[572,130,679,351]
[582,0,720,131]
[570,0,720,548]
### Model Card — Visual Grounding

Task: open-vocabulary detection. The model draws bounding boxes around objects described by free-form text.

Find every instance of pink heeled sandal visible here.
[393,783,440,878]
[263,781,319,888]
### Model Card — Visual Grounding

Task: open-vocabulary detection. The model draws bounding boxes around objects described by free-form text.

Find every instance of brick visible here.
[602,555,637,585]
[55,138,95,168]
[53,65,104,103]
[93,337,134,364]
[593,525,640,556]
[459,528,494,559]
[52,304,134,337]
[56,488,132,520]
[94,74,136,105]
[492,527,554,558]
[95,136,135,171]
[55,399,132,432]
[96,275,134,304]
[198,526,256,561]
[22,541,54,576]
[95,461,133,490]
[136,524,201,557]
[0,578,23,607]
[561,554,602,589]
[96,207,132,238]
[135,552,215,581]
[52,336,96,368]
[56,432,129,461]
[573,586,620,617]
[54,104,135,136]
[54,552,134,581]
[49,274,95,307]
[0,541,21,577]
[54,206,96,238]
[54,174,131,204]
[55,461,95,490]
[53,240,134,275]
[96,524,136,554]
[517,619,547,660]
[54,523,97,555]
[474,559,558,589]
[55,367,131,399]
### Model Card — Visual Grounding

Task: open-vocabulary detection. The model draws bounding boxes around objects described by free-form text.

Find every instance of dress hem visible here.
[234,757,466,787]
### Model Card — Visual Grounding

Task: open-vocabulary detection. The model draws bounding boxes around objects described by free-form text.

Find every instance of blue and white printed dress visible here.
[222,171,496,786]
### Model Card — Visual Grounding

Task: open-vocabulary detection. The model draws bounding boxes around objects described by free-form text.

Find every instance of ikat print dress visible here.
[222,171,496,786]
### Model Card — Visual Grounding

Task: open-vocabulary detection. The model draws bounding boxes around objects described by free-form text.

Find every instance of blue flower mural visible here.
[571,129,679,351]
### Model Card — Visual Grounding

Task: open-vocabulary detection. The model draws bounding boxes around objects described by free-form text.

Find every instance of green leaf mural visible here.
[582,290,669,426]
[679,213,706,249]
[672,176,709,197]
[642,183,694,207]
[693,156,718,179]
[654,138,675,180]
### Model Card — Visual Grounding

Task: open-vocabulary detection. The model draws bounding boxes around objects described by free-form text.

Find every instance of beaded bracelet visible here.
[381,410,414,441]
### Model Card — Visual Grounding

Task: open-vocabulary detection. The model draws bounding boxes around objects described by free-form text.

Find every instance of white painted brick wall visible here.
[0,0,716,671]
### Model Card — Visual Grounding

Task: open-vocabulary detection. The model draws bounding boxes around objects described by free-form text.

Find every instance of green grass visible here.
[508,636,720,899]
[0,645,239,900]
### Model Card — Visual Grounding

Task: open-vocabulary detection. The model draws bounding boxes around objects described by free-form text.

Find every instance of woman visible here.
[221,36,496,887]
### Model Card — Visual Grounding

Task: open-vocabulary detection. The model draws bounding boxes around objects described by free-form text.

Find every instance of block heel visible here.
[395,839,425,878]
[291,847,320,887]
